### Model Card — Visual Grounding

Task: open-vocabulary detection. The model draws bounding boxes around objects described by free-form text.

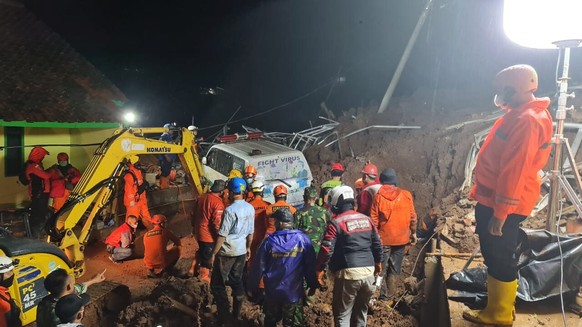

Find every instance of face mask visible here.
[58,161,68,167]
[0,274,14,288]
[245,178,253,185]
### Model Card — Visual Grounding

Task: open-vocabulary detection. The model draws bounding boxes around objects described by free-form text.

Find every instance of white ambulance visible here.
[201,133,313,207]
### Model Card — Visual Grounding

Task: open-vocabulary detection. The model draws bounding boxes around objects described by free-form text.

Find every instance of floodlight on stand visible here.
[123,111,137,124]
[503,0,582,233]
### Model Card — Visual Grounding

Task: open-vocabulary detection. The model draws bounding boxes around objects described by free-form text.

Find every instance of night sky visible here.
[25,0,582,134]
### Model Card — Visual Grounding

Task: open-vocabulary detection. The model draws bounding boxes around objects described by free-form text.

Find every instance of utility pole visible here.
[378,0,434,114]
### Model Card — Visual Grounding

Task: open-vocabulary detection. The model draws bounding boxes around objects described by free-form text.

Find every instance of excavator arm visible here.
[51,126,207,277]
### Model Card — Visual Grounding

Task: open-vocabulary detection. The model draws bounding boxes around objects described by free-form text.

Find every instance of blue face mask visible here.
[245,178,253,185]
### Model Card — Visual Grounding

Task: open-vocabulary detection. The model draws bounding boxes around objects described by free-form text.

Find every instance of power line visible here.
[198,79,335,131]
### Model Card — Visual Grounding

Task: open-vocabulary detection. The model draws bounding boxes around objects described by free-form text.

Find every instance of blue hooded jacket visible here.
[248,229,318,304]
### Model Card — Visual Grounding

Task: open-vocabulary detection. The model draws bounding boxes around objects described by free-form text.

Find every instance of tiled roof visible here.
[0,2,127,123]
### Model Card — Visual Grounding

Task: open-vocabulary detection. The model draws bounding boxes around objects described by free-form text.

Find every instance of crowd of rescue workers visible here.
[0,142,417,327]
[0,64,554,327]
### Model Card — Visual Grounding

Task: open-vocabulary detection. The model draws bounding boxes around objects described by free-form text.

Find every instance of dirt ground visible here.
[73,90,582,326]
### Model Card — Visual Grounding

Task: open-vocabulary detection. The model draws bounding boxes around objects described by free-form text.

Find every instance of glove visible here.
[410,233,418,245]
[374,262,382,277]
[316,270,326,288]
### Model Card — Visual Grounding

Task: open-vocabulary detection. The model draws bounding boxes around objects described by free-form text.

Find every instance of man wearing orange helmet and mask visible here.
[47,152,81,212]
[244,165,258,202]
[463,65,553,326]
[265,184,296,236]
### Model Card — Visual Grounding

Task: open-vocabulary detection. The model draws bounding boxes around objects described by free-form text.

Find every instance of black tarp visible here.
[446,229,582,307]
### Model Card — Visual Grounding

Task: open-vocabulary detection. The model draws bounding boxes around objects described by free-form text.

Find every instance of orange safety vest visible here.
[470,98,553,219]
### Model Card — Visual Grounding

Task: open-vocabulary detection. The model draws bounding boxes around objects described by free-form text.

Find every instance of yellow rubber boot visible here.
[462,275,517,326]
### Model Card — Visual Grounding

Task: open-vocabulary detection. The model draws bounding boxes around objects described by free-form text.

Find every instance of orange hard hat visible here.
[331,163,344,173]
[361,163,378,176]
[151,214,167,225]
[274,184,288,197]
[354,178,364,190]
[57,152,69,162]
[495,64,538,95]
[245,165,257,176]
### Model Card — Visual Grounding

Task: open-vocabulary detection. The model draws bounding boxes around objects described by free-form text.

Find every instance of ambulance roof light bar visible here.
[216,132,263,143]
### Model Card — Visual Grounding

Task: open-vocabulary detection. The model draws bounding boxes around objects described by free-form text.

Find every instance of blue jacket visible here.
[248,229,318,304]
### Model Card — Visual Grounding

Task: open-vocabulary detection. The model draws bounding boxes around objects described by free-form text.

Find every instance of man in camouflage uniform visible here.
[294,187,331,253]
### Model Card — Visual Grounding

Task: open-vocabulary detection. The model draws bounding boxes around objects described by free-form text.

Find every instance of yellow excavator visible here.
[0,126,207,325]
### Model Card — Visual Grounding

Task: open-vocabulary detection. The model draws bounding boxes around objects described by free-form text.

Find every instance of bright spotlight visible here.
[503,0,582,49]
[123,111,137,124]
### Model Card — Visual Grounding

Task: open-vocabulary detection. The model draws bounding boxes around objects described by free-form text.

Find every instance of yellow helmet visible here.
[228,169,243,179]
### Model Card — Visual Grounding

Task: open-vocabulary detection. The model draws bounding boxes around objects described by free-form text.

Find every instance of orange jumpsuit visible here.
[194,193,225,243]
[143,225,182,274]
[124,164,152,224]
[248,195,271,258]
[265,200,296,235]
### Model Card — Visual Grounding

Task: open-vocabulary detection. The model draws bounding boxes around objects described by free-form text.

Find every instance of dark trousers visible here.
[475,203,526,282]
[197,241,214,268]
[30,193,49,238]
[211,254,246,315]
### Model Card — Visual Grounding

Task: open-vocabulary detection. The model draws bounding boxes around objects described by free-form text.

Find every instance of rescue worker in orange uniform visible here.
[222,169,243,207]
[248,181,271,261]
[24,146,52,238]
[370,168,417,303]
[244,165,257,202]
[124,156,152,227]
[463,65,553,326]
[105,215,138,263]
[143,214,182,278]
[47,152,81,212]
[189,179,226,282]
[0,256,21,327]
[356,162,381,216]
[265,185,296,235]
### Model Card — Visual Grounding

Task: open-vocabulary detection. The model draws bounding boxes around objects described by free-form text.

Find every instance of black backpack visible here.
[18,162,30,185]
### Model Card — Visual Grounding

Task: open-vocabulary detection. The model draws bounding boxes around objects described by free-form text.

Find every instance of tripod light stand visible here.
[503,0,582,233]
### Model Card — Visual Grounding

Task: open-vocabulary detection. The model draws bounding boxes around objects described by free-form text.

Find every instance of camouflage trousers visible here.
[263,299,304,327]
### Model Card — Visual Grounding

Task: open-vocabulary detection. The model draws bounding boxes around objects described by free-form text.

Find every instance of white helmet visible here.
[328,185,355,208]
[251,180,265,193]
[0,256,14,274]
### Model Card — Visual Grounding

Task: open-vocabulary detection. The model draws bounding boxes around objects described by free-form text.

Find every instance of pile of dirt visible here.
[305,91,494,221]
[115,276,211,327]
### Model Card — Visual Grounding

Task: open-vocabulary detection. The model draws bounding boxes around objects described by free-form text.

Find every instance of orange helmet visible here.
[245,165,257,177]
[57,152,69,162]
[495,64,538,94]
[151,214,167,225]
[361,163,378,176]
[331,163,344,173]
[354,178,364,190]
[273,185,288,197]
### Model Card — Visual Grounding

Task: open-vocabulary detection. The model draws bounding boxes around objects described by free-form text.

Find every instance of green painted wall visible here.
[0,127,117,207]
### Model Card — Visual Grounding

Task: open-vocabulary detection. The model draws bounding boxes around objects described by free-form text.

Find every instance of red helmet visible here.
[245,165,257,177]
[151,214,167,225]
[274,185,288,197]
[361,163,378,176]
[57,152,69,162]
[331,163,344,172]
